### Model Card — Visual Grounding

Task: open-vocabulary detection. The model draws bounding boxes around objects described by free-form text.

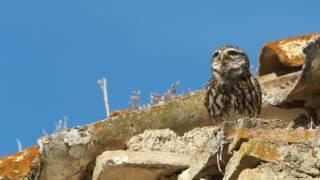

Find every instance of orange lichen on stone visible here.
[285,128,313,142]
[0,146,39,179]
[235,128,314,143]
[238,140,280,163]
[81,125,89,131]
[250,141,279,162]
[259,33,320,75]
[229,128,315,153]
[109,109,135,117]
[93,120,107,141]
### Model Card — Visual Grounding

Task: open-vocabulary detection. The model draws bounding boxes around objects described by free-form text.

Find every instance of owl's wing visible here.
[204,78,212,108]
[235,76,262,117]
[249,76,262,115]
[204,77,217,117]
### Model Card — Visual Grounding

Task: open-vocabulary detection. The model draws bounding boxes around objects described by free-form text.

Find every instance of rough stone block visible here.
[225,135,320,180]
[92,150,190,180]
[0,146,39,179]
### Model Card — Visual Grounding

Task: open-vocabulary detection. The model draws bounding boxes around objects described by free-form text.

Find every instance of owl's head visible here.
[211,45,250,81]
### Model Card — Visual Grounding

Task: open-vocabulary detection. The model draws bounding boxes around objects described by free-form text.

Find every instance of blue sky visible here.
[0,0,319,155]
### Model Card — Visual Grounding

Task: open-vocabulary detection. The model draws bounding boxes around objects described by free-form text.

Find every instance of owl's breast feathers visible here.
[205,75,262,123]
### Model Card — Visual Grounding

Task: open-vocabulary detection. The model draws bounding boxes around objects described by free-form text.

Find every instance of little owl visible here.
[205,45,262,132]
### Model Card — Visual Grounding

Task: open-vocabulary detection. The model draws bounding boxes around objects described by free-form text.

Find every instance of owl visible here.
[301,37,320,127]
[205,45,262,131]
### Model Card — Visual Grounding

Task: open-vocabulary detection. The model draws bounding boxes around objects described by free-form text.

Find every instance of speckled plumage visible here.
[205,45,262,127]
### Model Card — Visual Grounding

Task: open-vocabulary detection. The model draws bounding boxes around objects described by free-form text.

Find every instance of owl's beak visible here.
[220,52,227,64]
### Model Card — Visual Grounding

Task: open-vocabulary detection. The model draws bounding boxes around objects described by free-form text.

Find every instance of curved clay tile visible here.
[259,33,320,76]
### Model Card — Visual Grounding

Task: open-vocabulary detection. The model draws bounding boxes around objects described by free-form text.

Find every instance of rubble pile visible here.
[1,33,320,180]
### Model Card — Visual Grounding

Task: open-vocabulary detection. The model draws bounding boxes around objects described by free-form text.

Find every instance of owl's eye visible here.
[227,50,239,56]
[213,51,219,58]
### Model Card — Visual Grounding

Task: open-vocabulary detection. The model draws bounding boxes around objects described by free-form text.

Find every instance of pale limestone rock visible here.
[238,163,313,180]
[127,127,217,155]
[92,151,190,180]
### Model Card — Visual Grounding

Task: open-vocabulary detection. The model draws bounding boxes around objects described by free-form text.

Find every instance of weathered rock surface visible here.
[238,163,314,180]
[91,126,228,180]
[92,151,190,180]
[126,127,227,180]
[0,146,39,179]
[127,127,216,155]
[1,33,320,180]
[259,33,320,75]
[92,126,320,180]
